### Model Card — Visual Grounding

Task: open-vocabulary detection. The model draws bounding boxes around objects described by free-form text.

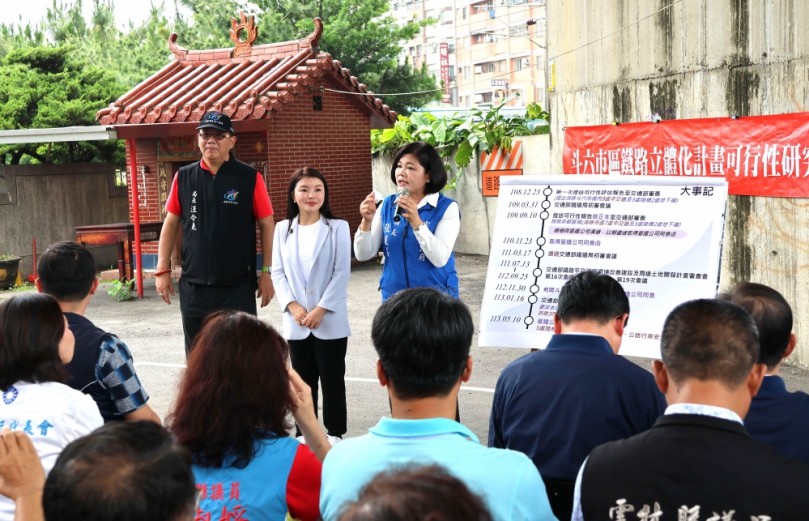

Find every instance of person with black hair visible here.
[156,111,276,355]
[354,141,460,300]
[43,420,197,521]
[272,167,351,443]
[338,465,493,521]
[36,241,159,425]
[573,299,809,520]
[320,288,555,521]
[0,293,103,520]
[489,270,665,521]
[720,282,809,465]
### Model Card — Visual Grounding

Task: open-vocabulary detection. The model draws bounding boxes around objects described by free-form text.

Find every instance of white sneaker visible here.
[326,435,342,446]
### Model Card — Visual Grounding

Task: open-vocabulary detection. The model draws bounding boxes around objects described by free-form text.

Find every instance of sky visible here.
[0,0,190,31]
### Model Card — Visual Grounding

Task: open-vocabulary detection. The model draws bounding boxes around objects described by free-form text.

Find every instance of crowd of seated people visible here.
[1,242,808,520]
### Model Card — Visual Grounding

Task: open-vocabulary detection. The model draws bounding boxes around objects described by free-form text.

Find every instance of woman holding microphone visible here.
[272,167,351,444]
[354,141,460,301]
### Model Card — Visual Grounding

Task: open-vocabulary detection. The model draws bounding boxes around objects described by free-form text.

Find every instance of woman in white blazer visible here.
[272,167,351,442]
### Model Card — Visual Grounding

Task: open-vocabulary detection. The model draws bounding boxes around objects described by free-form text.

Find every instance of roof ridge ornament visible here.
[168,33,188,61]
[298,17,323,53]
[230,12,258,57]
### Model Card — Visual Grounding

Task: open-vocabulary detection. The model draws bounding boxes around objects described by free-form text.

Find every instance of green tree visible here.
[0,45,127,164]
[177,0,441,114]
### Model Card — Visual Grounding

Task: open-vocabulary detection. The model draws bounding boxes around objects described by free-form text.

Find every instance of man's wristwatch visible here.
[262,266,272,273]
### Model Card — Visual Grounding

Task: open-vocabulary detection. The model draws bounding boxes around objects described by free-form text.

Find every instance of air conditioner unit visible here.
[485,34,496,43]
[523,57,531,67]
[474,65,483,74]
[474,94,484,103]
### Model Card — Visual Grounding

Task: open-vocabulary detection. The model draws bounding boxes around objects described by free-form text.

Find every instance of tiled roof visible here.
[96,17,396,127]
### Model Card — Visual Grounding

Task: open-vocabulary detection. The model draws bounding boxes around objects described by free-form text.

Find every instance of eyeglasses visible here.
[198,131,230,141]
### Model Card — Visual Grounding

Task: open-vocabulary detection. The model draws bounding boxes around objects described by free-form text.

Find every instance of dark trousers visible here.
[288,334,348,437]
[179,279,257,356]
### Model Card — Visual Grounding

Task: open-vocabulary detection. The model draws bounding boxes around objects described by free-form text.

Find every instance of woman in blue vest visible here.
[354,141,460,301]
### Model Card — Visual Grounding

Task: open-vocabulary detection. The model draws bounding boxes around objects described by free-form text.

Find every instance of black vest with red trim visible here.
[177,156,257,286]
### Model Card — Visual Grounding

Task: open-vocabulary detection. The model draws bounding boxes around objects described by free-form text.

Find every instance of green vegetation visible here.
[0,254,17,261]
[371,94,550,190]
[0,45,126,165]
[107,278,134,302]
[1,0,442,166]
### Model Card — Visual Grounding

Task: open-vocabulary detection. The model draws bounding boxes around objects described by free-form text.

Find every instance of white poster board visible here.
[479,175,728,358]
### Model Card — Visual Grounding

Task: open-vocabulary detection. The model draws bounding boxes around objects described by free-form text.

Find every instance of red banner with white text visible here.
[562,113,809,197]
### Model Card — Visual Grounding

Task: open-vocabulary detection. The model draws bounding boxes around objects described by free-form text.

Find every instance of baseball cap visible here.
[197,111,235,135]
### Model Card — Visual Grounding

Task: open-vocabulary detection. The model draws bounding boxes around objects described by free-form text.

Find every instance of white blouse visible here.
[353,192,460,267]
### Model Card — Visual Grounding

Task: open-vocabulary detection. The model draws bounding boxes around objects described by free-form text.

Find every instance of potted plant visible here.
[0,254,21,291]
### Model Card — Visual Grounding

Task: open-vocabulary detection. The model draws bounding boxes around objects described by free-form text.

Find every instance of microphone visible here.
[393,187,410,223]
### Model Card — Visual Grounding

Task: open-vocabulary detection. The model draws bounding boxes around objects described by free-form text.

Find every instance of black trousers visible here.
[179,279,257,356]
[288,334,348,437]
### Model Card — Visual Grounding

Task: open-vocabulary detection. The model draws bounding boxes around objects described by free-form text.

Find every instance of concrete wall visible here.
[371,134,551,256]
[0,163,129,278]
[547,0,809,366]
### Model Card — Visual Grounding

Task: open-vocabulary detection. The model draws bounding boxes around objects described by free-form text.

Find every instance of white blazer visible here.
[272,215,351,340]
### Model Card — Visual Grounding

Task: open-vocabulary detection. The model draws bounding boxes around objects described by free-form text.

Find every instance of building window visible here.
[484,62,496,73]
[448,43,455,54]
[439,9,452,24]
[464,66,470,79]
[462,7,468,19]
[114,169,128,187]
[481,92,493,103]
[448,65,455,81]
[313,96,323,111]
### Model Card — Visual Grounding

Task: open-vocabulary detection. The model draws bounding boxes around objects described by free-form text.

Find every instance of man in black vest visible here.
[36,241,160,424]
[573,298,809,520]
[155,111,276,354]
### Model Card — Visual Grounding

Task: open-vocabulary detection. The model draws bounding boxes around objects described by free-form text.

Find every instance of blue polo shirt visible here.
[320,417,556,521]
[489,334,666,481]
[745,375,809,466]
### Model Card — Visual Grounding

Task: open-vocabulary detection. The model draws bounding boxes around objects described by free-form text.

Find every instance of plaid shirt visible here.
[95,336,149,416]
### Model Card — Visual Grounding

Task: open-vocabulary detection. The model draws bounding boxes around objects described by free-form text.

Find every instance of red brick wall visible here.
[266,88,372,241]
[124,88,372,260]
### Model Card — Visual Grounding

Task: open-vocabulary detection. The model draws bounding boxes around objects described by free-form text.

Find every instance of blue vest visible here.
[193,436,299,521]
[379,193,459,301]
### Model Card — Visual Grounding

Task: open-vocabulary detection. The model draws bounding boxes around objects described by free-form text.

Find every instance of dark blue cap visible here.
[196,111,235,134]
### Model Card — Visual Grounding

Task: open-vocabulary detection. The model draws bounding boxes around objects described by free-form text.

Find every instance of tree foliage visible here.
[0,45,126,164]
[0,0,446,164]
[371,95,550,190]
[177,0,441,114]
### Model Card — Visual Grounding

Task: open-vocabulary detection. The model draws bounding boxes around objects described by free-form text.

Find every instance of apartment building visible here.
[389,0,546,109]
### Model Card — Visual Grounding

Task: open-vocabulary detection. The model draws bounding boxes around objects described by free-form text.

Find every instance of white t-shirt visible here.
[0,381,103,520]
[297,220,324,286]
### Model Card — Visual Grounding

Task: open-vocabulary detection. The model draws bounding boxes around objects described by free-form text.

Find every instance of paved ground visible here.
[3,254,808,442]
